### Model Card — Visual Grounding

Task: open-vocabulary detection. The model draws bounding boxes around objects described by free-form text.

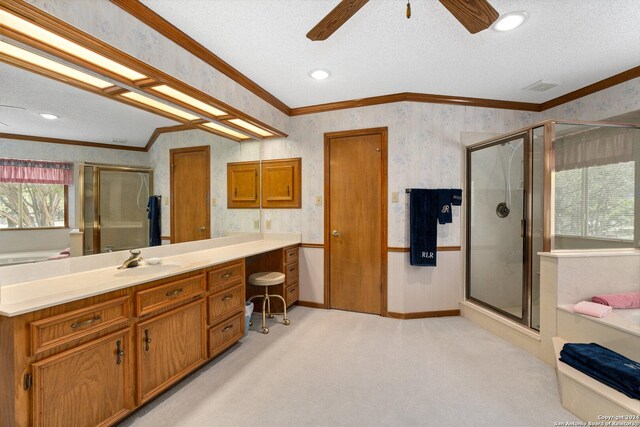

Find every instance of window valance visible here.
[555,128,635,172]
[0,158,73,185]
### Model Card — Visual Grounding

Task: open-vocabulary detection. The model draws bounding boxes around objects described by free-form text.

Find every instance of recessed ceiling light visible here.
[39,113,59,120]
[309,69,330,81]
[493,11,528,32]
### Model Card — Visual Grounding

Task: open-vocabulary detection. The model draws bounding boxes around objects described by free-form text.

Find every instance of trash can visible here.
[244,301,254,337]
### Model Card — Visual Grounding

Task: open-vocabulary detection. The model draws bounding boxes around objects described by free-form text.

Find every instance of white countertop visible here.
[0,236,300,317]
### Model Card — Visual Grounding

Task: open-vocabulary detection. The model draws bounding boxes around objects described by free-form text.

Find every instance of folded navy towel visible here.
[409,189,438,266]
[451,188,462,206]
[560,343,640,400]
[437,189,452,224]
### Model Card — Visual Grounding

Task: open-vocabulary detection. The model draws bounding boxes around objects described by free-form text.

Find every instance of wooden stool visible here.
[247,272,290,334]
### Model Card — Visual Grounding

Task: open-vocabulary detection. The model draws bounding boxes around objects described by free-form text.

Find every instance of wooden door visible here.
[170,146,210,243]
[136,300,206,404]
[32,330,132,427]
[325,128,387,315]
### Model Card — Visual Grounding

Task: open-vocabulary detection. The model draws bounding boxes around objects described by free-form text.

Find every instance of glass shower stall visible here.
[466,120,639,331]
[80,164,153,254]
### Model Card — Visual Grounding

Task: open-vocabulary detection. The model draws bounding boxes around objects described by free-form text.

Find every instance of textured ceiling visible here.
[139,0,640,108]
[0,61,177,147]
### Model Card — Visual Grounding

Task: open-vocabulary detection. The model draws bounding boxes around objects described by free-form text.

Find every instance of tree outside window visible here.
[0,158,72,229]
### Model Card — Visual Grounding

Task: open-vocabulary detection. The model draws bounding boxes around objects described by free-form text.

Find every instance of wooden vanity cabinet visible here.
[283,246,300,307]
[246,245,299,313]
[136,299,206,404]
[227,161,260,208]
[207,260,245,358]
[0,289,133,427]
[32,330,132,427]
[261,158,301,208]
[0,258,254,426]
[133,273,207,404]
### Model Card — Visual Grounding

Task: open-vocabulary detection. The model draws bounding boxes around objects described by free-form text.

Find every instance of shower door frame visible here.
[79,163,153,254]
[465,130,533,327]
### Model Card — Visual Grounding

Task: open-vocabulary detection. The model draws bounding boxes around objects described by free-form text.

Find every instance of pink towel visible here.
[592,292,640,309]
[573,301,613,318]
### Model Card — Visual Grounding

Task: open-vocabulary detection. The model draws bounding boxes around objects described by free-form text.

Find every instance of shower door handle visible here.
[520,219,526,238]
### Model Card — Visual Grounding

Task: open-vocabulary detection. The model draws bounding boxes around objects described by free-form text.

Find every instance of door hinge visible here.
[23,373,32,390]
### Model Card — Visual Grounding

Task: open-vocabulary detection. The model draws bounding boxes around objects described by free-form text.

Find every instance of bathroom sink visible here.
[114,263,181,277]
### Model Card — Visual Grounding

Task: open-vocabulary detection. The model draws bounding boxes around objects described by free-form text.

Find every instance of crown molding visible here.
[109,0,291,116]
[290,92,541,116]
[539,66,640,111]
[0,132,147,152]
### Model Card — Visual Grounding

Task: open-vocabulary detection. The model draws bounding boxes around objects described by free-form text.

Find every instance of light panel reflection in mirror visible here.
[0,69,261,267]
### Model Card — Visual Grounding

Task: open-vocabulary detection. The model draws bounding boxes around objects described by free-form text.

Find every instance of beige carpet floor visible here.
[118,306,579,427]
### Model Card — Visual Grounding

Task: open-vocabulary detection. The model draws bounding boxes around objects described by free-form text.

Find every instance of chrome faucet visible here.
[118,249,143,269]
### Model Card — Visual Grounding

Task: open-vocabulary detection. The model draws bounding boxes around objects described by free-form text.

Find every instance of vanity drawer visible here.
[285,262,299,286]
[136,274,205,317]
[30,296,130,355]
[208,312,244,358]
[285,282,299,307]
[284,246,298,265]
[208,260,244,292]
[208,283,244,325]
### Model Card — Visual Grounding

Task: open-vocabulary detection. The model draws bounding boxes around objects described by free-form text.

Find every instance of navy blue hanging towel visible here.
[437,189,452,224]
[560,342,640,399]
[147,195,161,247]
[451,188,463,206]
[409,189,438,266]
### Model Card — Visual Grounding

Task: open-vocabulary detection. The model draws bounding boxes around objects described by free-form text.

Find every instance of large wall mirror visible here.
[0,59,261,266]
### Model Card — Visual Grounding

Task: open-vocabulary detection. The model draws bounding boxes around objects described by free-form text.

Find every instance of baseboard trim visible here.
[387,309,460,319]
[296,300,326,309]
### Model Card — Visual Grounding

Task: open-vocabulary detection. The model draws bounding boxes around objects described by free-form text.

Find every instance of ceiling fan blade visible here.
[307,0,369,41]
[439,0,499,34]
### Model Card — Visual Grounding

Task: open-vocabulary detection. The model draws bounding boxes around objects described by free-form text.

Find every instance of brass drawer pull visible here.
[222,295,232,302]
[288,287,296,293]
[222,324,234,332]
[165,288,183,297]
[220,271,233,279]
[288,267,296,272]
[71,315,102,329]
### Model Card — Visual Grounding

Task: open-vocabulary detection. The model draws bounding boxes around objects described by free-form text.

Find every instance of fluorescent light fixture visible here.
[150,85,227,117]
[0,9,146,81]
[227,118,273,137]
[39,113,59,120]
[120,92,200,121]
[0,41,113,89]
[202,122,251,140]
[309,69,330,80]
[492,11,528,32]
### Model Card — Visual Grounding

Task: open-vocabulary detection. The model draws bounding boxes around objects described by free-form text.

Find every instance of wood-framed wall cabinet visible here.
[226,157,302,209]
[261,158,301,209]
[227,161,260,208]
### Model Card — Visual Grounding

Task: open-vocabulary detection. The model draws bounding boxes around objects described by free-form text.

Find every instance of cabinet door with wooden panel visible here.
[261,158,301,208]
[31,329,133,427]
[227,161,260,208]
[136,299,206,404]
